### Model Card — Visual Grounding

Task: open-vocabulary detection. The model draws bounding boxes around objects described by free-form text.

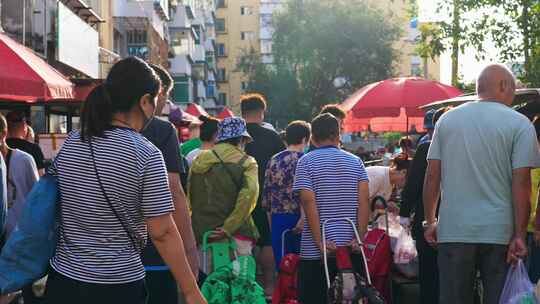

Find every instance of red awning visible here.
[0,32,74,102]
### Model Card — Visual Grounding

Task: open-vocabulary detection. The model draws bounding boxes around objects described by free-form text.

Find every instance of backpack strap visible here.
[88,140,143,252]
[212,150,246,191]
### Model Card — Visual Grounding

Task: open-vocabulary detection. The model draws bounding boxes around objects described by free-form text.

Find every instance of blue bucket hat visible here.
[424,109,436,129]
[217,117,253,143]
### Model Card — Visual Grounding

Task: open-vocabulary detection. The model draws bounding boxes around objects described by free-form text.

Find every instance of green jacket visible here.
[188,143,260,244]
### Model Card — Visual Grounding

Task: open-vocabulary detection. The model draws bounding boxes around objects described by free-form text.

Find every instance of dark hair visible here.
[392,153,410,171]
[81,57,160,141]
[398,136,413,149]
[240,93,267,115]
[311,113,339,143]
[433,106,451,126]
[319,104,346,120]
[199,115,220,142]
[285,120,311,145]
[149,63,173,92]
[221,137,242,146]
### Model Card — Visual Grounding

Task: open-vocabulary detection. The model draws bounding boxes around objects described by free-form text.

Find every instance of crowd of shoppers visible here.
[2,59,540,304]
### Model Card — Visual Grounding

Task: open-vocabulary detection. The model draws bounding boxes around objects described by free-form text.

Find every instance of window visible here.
[217,0,226,8]
[216,18,226,32]
[219,93,227,105]
[217,68,227,82]
[172,76,190,104]
[241,82,248,90]
[193,25,202,44]
[207,81,216,97]
[217,43,226,57]
[241,6,252,15]
[126,29,148,59]
[241,31,255,40]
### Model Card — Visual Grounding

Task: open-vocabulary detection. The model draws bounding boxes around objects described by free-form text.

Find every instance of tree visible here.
[236,0,400,126]
[419,0,540,86]
[416,0,486,87]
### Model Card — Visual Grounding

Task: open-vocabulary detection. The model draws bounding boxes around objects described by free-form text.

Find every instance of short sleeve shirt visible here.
[48,128,174,284]
[293,146,369,260]
[6,138,45,170]
[428,101,540,245]
[5,149,38,237]
[142,118,185,174]
[263,150,304,215]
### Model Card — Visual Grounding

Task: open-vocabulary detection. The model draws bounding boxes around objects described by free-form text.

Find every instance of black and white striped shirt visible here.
[48,128,174,284]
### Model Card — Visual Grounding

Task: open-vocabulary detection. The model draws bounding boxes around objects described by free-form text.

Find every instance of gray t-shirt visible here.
[5,149,39,236]
[428,101,540,245]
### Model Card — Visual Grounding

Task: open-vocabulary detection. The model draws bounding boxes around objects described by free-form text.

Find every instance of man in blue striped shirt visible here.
[293,113,370,304]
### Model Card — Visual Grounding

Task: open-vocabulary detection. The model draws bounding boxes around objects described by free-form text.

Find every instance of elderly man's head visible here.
[476,64,516,106]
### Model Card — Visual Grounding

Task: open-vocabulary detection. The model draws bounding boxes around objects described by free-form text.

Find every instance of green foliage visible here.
[418,0,540,87]
[383,132,402,143]
[236,0,400,127]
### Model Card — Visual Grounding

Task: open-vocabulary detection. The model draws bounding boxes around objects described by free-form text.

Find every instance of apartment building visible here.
[215,0,260,112]
[113,0,170,67]
[168,0,220,114]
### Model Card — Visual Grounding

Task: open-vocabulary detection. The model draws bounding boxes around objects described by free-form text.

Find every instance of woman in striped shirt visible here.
[44,57,206,304]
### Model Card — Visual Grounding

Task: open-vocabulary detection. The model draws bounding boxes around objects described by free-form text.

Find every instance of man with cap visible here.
[188,117,260,268]
[6,111,45,176]
[418,109,436,146]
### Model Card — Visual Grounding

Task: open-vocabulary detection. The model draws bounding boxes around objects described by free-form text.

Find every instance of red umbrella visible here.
[342,77,462,118]
[343,108,425,133]
[341,77,462,132]
[217,107,234,119]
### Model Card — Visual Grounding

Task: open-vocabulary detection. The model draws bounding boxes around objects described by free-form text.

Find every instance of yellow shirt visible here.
[529,168,540,232]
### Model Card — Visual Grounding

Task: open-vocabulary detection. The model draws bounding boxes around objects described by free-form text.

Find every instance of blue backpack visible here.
[0,175,59,294]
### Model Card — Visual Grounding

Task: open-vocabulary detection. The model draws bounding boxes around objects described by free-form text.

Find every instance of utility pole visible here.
[23,0,26,46]
[43,0,47,59]
[451,0,460,87]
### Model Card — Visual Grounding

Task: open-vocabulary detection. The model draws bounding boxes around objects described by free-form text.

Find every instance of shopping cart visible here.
[322,218,385,304]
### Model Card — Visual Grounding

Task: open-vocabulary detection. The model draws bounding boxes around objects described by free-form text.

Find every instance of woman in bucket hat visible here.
[188,117,260,270]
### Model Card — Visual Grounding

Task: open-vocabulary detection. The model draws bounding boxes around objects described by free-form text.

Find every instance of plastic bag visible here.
[499,260,537,304]
[377,213,402,250]
[393,229,417,264]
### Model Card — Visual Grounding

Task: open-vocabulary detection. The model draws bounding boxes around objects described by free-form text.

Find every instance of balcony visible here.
[170,54,193,76]
[193,44,206,63]
[113,0,167,39]
[169,4,192,28]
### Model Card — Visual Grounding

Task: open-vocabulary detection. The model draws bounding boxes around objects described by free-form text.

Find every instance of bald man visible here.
[423,64,540,304]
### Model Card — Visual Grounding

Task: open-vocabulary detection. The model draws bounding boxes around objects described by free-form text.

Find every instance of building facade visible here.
[168,0,220,114]
[113,0,170,67]
[215,0,260,112]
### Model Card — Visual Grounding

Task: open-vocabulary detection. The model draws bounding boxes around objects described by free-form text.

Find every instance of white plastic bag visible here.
[499,260,537,304]
[393,229,418,278]
[393,229,417,264]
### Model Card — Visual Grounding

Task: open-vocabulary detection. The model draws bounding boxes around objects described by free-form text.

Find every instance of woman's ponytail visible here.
[80,57,161,141]
[80,84,113,141]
